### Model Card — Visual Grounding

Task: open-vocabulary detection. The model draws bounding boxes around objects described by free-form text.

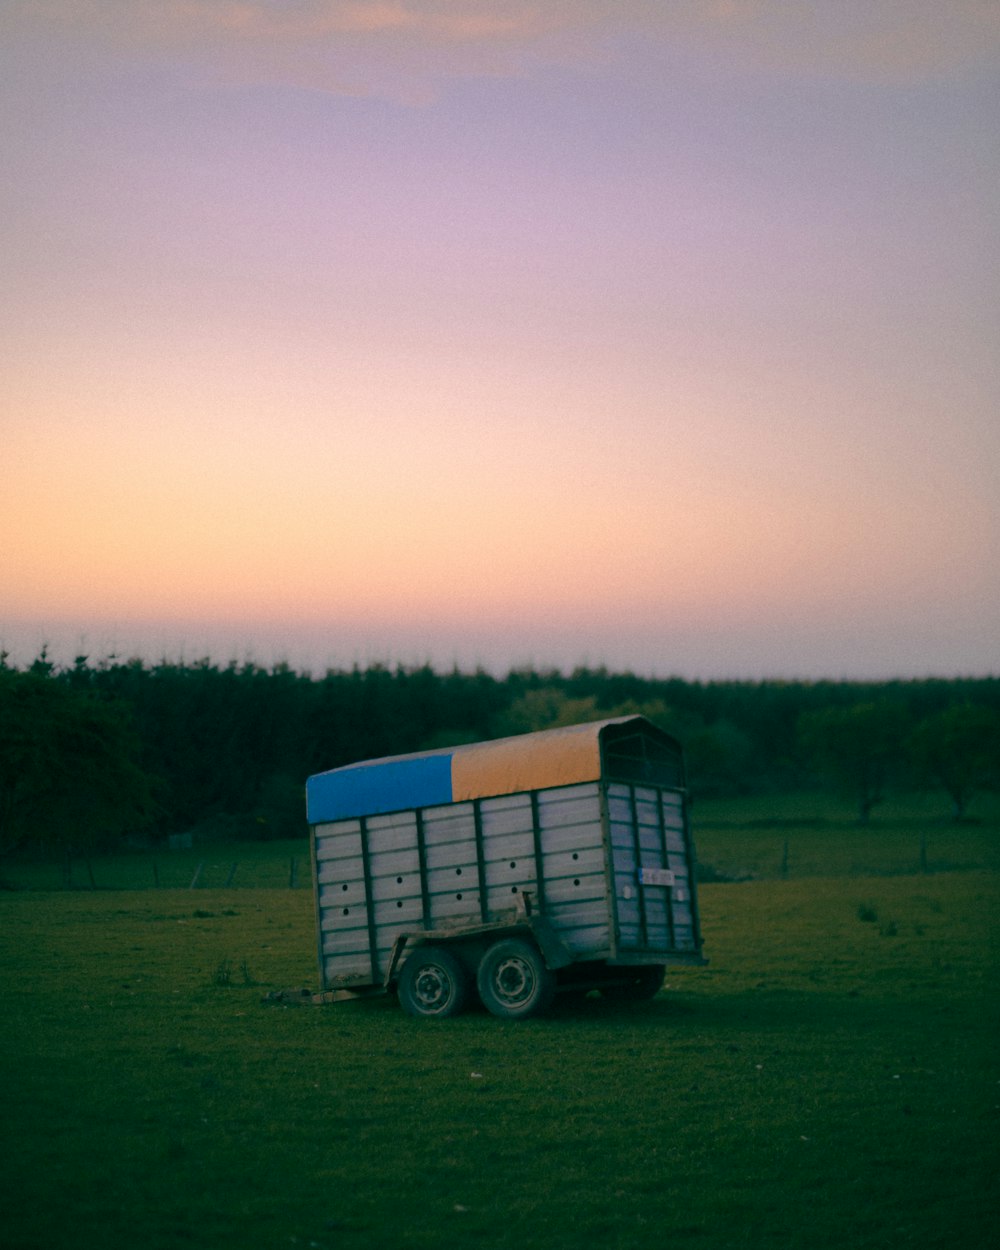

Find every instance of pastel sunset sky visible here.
[2,1,998,678]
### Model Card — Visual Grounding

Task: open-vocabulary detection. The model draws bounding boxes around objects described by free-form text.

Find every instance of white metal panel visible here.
[369,873,418,903]
[373,894,423,929]
[422,863,472,892]
[314,820,363,860]
[315,856,364,885]
[537,784,602,823]
[365,810,418,853]
[424,839,477,870]
[540,844,604,878]
[315,815,375,984]
[426,892,484,922]
[321,928,370,957]
[317,881,365,909]
[479,793,535,913]
[367,846,420,878]
[422,803,476,843]
[546,905,611,953]
[481,832,535,864]
[479,793,533,835]
[542,867,605,906]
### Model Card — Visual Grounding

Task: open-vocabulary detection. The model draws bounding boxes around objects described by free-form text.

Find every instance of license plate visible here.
[639,867,675,887]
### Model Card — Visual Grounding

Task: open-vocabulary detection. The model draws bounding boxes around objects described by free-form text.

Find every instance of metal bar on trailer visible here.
[310,825,327,990]
[528,790,547,912]
[655,788,676,947]
[414,808,432,928]
[628,784,650,948]
[681,791,703,954]
[598,780,620,960]
[357,815,381,983]
[472,799,488,923]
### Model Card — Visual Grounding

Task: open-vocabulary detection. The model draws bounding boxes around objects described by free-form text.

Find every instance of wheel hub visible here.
[494,956,534,1004]
[414,965,450,1009]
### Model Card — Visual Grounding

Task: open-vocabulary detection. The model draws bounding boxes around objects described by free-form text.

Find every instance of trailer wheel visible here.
[602,964,666,1001]
[397,947,470,1018]
[477,939,556,1020]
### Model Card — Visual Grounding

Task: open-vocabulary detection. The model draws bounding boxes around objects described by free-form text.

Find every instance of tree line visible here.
[1,651,998,860]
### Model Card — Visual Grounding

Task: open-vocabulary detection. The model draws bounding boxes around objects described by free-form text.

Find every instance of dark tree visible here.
[798,699,909,824]
[907,703,1000,820]
[0,658,159,858]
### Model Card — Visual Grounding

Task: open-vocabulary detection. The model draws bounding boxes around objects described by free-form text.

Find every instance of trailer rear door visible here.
[606,782,699,955]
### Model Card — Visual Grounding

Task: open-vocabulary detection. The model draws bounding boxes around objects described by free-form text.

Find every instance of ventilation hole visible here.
[572,852,579,861]
[342,908,349,916]
[396,876,403,884]
[341,883,348,891]
[456,893,463,901]
[396,900,403,908]
[511,885,518,893]
[574,879,581,887]
[455,867,462,875]
[509,861,517,869]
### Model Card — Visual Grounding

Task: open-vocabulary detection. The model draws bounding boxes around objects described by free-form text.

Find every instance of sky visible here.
[2,1,998,681]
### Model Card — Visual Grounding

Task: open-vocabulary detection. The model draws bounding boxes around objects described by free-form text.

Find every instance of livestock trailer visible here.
[306,716,705,1018]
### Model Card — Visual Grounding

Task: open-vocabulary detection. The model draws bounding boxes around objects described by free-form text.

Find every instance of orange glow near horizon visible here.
[6,378,987,645]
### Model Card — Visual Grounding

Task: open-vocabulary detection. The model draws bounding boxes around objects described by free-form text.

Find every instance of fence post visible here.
[225,862,238,887]
[189,861,204,889]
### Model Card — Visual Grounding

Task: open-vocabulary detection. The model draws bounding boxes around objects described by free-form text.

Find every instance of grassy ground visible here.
[2,834,997,1249]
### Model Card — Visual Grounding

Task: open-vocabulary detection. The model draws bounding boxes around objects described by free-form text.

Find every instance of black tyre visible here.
[476,938,556,1020]
[602,964,666,1001]
[397,946,470,1018]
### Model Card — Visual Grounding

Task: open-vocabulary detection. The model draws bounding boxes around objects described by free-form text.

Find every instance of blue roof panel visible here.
[306,752,454,824]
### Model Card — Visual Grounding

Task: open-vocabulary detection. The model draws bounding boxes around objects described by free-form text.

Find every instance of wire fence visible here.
[2,841,312,892]
[3,821,998,893]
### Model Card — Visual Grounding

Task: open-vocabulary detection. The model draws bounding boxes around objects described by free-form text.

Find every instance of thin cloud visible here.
[675,0,1000,82]
[4,1,998,99]
[4,1,560,46]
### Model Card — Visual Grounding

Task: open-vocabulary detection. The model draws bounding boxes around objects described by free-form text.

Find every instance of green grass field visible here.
[2,808,998,1249]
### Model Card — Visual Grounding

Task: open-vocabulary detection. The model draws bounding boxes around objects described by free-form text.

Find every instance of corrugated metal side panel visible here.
[662,791,697,950]
[314,818,372,986]
[608,790,641,948]
[423,803,482,925]
[477,785,608,954]
[607,783,697,954]
[312,782,613,986]
[479,792,537,910]
[367,811,424,974]
[534,784,610,954]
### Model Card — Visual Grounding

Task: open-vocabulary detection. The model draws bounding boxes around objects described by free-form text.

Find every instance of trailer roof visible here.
[306,716,681,824]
